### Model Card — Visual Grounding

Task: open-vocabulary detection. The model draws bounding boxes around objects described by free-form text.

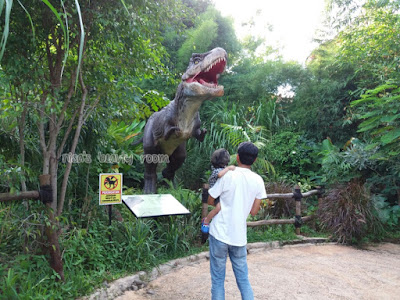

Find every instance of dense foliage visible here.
[1,0,399,298]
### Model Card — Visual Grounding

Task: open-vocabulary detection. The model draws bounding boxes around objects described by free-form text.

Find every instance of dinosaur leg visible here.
[143,156,158,194]
[162,143,187,183]
[143,119,160,194]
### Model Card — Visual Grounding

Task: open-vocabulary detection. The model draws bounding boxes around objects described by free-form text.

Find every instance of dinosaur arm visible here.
[192,112,207,142]
[164,126,180,140]
[193,127,207,142]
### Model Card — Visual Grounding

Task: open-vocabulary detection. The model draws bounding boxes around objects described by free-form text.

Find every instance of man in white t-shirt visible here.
[207,142,267,300]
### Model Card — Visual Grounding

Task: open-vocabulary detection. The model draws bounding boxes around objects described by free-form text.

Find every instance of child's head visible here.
[237,142,258,166]
[211,148,230,168]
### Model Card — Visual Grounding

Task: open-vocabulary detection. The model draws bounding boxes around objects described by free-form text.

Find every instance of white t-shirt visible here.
[208,167,267,246]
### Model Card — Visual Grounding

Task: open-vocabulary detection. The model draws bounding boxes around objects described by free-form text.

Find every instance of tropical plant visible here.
[263,131,317,182]
[350,82,400,206]
[316,138,378,185]
[318,179,383,244]
[351,83,400,158]
[176,6,240,70]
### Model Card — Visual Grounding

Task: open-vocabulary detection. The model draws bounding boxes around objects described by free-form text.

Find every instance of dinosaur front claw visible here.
[197,128,207,142]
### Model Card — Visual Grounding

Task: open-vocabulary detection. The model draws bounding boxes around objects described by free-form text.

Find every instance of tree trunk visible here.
[397,189,400,206]
[18,96,27,193]
[40,174,64,281]
[57,72,88,217]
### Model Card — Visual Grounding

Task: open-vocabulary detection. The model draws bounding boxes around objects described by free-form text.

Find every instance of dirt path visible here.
[115,243,400,300]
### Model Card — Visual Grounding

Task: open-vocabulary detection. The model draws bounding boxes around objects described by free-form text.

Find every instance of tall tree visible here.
[0,0,186,278]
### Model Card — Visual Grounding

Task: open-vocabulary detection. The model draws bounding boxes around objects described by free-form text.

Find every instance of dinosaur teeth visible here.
[206,57,226,73]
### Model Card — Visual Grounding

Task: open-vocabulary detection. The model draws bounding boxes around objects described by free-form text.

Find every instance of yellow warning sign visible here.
[99,173,122,205]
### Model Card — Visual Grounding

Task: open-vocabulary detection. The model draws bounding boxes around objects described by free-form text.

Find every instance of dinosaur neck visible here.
[174,84,208,132]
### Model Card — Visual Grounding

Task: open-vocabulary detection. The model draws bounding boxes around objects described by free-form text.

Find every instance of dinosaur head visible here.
[181,47,227,99]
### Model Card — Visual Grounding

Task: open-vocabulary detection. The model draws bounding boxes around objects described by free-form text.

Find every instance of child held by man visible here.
[201,148,235,235]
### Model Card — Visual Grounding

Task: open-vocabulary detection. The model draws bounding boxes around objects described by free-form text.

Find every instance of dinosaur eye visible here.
[193,57,201,64]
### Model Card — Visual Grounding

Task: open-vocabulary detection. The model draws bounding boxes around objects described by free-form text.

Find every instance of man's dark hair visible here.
[238,142,258,165]
[211,148,230,168]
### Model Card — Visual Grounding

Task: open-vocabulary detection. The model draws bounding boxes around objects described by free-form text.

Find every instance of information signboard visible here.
[122,194,190,218]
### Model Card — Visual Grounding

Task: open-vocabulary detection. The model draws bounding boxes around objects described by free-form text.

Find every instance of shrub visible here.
[318,179,382,244]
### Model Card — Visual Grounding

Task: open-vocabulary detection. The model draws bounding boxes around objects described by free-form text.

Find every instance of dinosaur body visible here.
[142,47,227,194]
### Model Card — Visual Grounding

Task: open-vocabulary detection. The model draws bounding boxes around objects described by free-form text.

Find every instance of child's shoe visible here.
[201,218,209,234]
[201,218,209,244]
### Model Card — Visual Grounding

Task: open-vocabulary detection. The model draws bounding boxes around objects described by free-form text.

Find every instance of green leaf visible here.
[357,116,381,132]
[380,128,400,145]
[17,0,35,42]
[119,0,129,14]
[381,114,400,123]
[0,0,12,61]
[74,0,84,90]
[351,96,379,107]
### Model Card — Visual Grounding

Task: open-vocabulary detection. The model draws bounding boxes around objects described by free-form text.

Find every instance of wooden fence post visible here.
[201,184,210,243]
[317,186,324,211]
[293,185,303,235]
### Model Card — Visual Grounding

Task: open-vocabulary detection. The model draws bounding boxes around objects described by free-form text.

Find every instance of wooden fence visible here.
[202,185,323,235]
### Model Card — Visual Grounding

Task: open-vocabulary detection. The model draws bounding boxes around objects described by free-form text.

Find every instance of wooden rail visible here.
[0,191,40,202]
[247,215,314,227]
[202,185,323,235]
[266,189,319,199]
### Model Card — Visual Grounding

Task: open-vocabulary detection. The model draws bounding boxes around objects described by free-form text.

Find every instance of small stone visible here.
[134,279,145,286]
[147,289,155,295]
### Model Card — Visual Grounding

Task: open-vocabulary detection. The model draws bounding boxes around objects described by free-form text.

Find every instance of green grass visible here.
[247,224,298,243]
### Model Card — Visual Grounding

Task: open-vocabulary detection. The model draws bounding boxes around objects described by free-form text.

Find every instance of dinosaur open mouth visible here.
[185,58,226,88]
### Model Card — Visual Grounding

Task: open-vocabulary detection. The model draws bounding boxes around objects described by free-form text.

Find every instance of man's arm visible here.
[208,194,216,206]
[250,198,262,216]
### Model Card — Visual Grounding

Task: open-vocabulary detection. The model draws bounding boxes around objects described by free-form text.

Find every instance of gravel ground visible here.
[114,243,400,300]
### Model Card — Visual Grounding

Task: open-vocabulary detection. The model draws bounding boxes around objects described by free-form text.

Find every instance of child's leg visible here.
[204,202,221,224]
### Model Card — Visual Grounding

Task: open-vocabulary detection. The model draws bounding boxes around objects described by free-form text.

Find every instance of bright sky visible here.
[213,0,326,63]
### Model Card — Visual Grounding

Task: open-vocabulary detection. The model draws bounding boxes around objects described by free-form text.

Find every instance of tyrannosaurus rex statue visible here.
[142,47,227,194]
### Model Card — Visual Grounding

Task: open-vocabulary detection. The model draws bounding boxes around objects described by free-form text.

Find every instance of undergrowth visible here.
[0,185,304,299]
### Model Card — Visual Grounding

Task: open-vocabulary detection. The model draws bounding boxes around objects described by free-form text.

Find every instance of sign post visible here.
[99,173,123,241]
